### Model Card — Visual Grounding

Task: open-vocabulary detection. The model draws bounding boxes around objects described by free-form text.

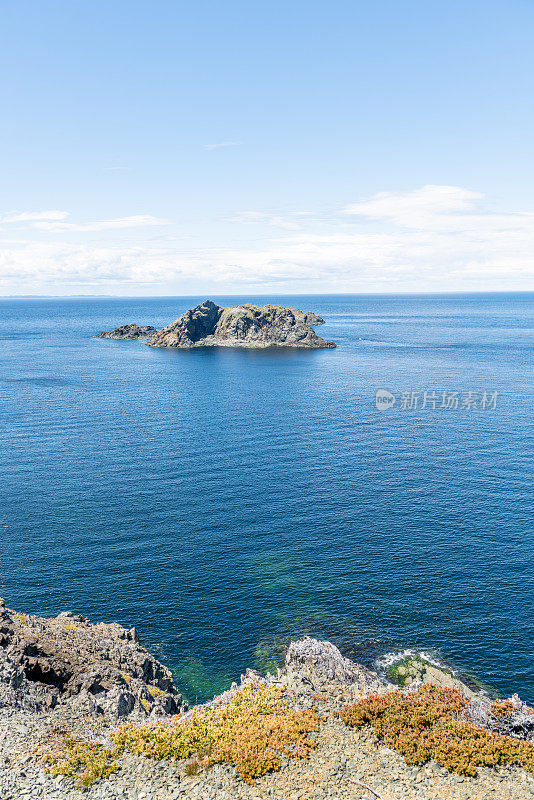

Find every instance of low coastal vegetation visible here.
[46,685,321,787]
[337,684,534,777]
[13,604,530,795]
[45,738,119,788]
[46,682,534,789]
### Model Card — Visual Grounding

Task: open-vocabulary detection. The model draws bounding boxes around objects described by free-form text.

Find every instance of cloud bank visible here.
[0,186,532,294]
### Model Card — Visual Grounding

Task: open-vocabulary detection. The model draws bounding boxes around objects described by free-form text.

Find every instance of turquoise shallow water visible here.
[1,293,533,702]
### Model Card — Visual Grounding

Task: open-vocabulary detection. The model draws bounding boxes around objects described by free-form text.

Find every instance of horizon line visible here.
[1,289,533,300]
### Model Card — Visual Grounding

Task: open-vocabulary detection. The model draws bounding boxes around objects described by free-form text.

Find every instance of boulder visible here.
[283,637,383,694]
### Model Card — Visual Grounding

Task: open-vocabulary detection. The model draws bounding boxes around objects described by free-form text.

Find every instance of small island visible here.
[97,300,336,349]
[97,323,157,340]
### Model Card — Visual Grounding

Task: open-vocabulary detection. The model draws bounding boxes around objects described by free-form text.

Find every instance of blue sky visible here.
[1,0,533,294]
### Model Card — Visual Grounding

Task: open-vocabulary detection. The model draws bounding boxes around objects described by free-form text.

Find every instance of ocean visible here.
[1,293,533,703]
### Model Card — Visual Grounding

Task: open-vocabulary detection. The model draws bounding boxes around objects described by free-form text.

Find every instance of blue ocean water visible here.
[1,293,533,703]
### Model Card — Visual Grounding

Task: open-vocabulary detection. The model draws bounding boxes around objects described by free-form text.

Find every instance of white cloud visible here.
[204,141,242,150]
[229,211,303,230]
[0,186,533,293]
[343,185,534,238]
[33,214,170,233]
[1,210,69,223]
[342,185,483,228]
[343,185,483,224]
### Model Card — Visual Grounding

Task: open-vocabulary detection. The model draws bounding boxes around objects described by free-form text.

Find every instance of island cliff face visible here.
[146,300,336,349]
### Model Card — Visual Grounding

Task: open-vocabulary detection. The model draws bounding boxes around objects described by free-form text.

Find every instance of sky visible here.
[0,0,533,296]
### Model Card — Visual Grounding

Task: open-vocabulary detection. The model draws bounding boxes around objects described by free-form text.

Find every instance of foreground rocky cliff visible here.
[2,604,534,800]
[0,600,185,718]
[96,301,336,349]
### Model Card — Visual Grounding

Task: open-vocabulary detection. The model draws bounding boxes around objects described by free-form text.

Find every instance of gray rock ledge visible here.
[0,599,185,720]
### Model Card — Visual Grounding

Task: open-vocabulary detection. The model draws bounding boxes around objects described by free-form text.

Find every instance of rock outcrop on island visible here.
[145,300,336,349]
[0,599,185,719]
[302,311,325,326]
[98,323,157,339]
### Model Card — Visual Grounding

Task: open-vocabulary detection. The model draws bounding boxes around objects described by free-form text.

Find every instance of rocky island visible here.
[2,601,534,800]
[97,301,336,349]
[97,324,157,340]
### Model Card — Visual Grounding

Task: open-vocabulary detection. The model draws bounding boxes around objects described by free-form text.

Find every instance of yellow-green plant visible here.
[45,738,119,788]
[46,685,321,786]
[338,684,534,777]
[112,685,321,783]
[184,759,201,776]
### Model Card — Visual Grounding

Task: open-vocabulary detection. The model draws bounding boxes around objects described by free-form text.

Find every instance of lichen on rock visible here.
[385,653,481,698]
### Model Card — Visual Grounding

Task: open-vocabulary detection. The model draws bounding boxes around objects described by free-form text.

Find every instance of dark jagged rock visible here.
[98,323,157,340]
[0,600,186,719]
[146,300,336,349]
[147,300,222,349]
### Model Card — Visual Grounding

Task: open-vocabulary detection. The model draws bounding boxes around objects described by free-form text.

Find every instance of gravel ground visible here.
[2,694,534,800]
